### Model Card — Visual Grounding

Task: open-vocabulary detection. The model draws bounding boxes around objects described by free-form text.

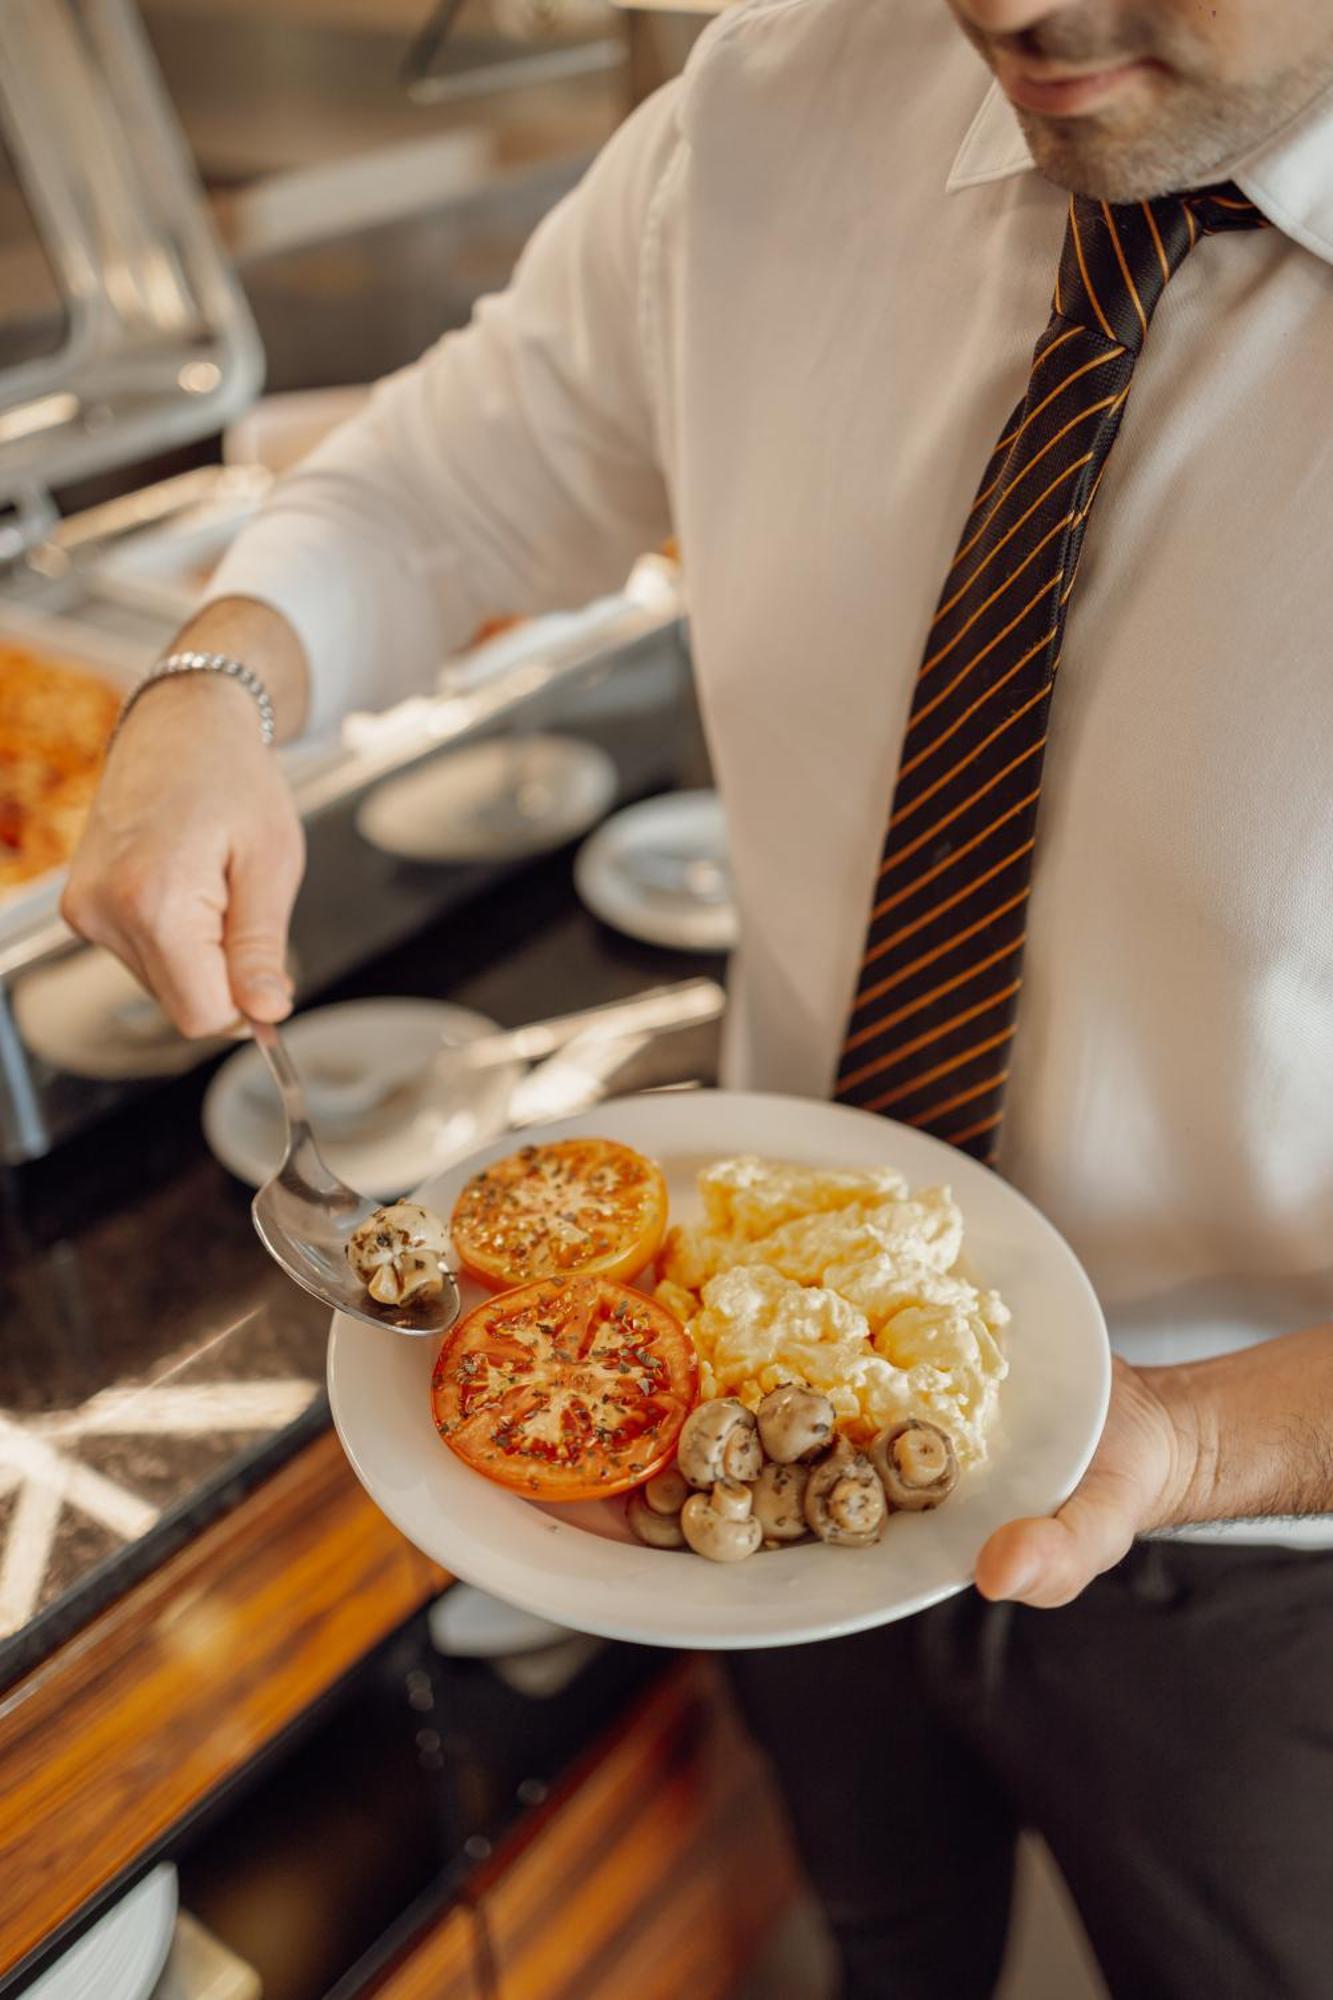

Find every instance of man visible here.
[67,1,1333,1992]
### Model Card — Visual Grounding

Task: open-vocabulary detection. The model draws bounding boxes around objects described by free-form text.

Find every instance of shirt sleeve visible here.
[204,82,683,735]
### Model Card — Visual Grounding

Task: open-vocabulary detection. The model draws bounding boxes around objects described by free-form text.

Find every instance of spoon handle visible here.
[249,1018,311,1134]
[249,1018,353,1202]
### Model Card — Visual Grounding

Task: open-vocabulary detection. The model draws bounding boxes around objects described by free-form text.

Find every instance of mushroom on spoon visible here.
[248,1018,461,1337]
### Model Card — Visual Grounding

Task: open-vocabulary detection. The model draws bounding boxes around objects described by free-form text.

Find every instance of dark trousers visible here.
[725,1542,1333,2000]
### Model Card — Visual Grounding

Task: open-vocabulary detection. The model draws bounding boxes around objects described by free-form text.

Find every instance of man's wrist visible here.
[1140,1362,1220,1531]
[115,653,275,750]
[157,596,311,742]
[110,667,270,754]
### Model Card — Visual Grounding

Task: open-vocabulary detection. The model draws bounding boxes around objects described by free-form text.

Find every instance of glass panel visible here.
[0,128,68,372]
[0,0,261,504]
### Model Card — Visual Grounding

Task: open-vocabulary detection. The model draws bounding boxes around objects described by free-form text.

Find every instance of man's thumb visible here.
[224,850,297,1022]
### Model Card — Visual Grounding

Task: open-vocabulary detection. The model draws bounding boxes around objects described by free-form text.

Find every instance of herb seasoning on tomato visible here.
[431,1275,697,1500]
[449,1137,668,1288]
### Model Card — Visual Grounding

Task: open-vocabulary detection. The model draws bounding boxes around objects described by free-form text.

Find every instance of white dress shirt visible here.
[209,0,1333,1538]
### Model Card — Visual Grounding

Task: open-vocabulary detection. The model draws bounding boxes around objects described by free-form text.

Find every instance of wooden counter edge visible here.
[0,1428,447,1981]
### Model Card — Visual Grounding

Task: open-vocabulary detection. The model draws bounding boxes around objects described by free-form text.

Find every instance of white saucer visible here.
[26,1864,177,2000]
[574,790,738,953]
[356,733,618,865]
[202,998,522,1200]
[13,948,228,1081]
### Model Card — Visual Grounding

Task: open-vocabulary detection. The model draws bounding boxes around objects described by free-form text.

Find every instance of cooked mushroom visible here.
[627,1489,687,1549]
[750,1461,811,1545]
[642,1465,690,1516]
[756,1384,837,1465]
[626,1462,691,1549]
[803,1437,887,1548]
[676,1399,763,1488]
[870,1420,959,1511]
[347,1202,452,1305]
[681,1479,763,1562]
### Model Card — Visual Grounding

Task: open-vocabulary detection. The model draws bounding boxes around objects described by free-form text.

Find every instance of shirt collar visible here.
[947,77,1333,269]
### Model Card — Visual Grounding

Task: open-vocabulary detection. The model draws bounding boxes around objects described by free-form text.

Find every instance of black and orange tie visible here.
[834,186,1267,1161]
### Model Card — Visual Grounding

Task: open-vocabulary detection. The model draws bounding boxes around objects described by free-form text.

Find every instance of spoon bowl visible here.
[248,1019,461,1338]
[620,847,733,906]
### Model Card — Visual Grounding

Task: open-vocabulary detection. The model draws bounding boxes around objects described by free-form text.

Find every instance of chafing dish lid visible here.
[0,0,261,512]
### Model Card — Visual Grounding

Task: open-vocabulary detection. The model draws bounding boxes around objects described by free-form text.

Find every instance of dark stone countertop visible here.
[0,850,721,1691]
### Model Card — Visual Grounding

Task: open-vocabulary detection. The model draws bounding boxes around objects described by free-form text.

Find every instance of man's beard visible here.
[1018,72,1324,202]
[956,2,1333,201]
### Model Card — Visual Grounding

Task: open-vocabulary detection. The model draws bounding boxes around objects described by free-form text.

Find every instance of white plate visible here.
[328,1091,1110,1650]
[14,947,229,1081]
[573,790,738,953]
[428,1584,572,1658]
[26,1864,177,2000]
[203,998,522,1199]
[356,733,618,865]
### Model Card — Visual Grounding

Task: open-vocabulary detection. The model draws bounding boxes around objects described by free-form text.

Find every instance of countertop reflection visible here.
[0,849,721,1689]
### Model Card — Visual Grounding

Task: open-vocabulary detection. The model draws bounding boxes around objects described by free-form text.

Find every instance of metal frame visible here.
[0,0,262,524]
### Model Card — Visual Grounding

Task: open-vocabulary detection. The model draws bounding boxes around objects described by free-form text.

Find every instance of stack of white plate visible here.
[26,1866,177,2000]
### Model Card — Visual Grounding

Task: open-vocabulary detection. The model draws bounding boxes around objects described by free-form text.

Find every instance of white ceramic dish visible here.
[26,1864,177,2000]
[203,998,522,1200]
[13,946,229,1081]
[328,1091,1111,1651]
[0,607,144,942]
[573,790,738,953]
[356,733,618,865]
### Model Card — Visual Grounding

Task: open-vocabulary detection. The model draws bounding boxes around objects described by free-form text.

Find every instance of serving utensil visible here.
[239,977,724,1129]
[248,1018,461,1338]
[504,1028,655,1125]
[427,977,724,1079]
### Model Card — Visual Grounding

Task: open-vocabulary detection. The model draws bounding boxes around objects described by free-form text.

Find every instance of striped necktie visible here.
[834,185,1267,1162]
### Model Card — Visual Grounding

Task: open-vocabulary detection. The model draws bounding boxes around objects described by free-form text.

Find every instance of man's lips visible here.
[995,56,1155,118]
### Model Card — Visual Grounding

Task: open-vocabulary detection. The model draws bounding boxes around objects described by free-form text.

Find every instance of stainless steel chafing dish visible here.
[0,0,695,1163]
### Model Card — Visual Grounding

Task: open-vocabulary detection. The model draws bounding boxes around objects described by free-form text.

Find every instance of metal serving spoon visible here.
[248,1018,462,1338]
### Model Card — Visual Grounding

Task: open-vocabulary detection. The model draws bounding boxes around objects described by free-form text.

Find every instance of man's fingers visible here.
[60,670,307,1041]
[133,899,239,1040]
[62,824,302,1039]
[65,865,238,1039]
[223,839,301,1023]
[59,893,157,1020]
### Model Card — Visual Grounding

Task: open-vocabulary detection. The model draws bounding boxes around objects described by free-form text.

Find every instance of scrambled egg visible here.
[657,1157,1010,1465]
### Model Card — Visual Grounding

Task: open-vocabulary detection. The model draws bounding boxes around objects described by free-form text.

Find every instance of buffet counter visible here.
[0,858,807,1998]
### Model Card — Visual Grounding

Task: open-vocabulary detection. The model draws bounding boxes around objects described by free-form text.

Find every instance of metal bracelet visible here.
[112,650,277,747]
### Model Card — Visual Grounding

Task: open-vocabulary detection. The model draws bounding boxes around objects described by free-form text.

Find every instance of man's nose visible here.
[954,0,1082,34]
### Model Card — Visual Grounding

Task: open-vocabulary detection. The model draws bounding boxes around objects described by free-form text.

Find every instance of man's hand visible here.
[63,602,310,1037]
[974,1355,1201,1608]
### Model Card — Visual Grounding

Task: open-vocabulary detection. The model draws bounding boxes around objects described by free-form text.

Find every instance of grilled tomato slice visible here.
[431,1275,697,1501]
[449,1137,669,1288]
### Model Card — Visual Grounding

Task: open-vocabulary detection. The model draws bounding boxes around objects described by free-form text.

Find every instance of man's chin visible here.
[1018,114,1203,204]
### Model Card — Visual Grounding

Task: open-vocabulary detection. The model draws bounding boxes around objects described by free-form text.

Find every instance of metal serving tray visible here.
[0,598,692,1164]
[56,463,272,623]
[0,0,261,530]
